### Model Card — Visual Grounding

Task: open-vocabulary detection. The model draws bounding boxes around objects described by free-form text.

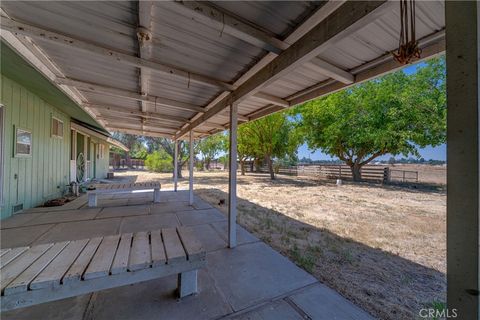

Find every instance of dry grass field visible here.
[115,168,446,320]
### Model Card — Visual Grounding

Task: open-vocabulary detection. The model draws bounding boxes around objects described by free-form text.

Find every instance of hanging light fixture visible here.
[392,0,421,64]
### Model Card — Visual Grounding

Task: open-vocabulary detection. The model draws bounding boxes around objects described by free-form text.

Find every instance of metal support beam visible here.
[446,2,480,318]
[174,139,178,192]
[189,130,194,205]
[228,102,238,248]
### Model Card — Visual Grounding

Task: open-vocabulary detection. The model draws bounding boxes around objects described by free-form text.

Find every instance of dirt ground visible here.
[115,169,446,320]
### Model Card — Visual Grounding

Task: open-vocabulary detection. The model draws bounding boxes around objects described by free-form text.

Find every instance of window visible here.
[15,127,32,157]
[52,117,64,138]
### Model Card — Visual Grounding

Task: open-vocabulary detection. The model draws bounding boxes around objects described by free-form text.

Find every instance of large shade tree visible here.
[295,57,446,181]
[239,112,300,179]
[197,133,227,170]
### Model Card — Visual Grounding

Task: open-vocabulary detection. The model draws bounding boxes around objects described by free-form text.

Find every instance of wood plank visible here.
[4,241,69,295]
[0,247,29,269]
[1,244,53,293]
[128,232,151,271]
[177,227,206,262]
[63,237,102,284]
[29,239,89,290]
[1,258,206,312]
[162,228,186,264]
[150,230,166,267]
[111,233,132,275]
[83,235,120,280]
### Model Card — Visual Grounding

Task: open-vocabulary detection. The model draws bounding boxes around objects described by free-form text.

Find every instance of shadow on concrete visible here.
[195,187,446,320]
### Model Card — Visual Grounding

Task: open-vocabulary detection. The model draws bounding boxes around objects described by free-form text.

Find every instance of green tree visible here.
[111,132,143,166]
[237,125,258,175]
[296,57,446,181]
[197,133,227,170]
[239,112,300,179]
[143,137,195,178]
[145,149,173,173]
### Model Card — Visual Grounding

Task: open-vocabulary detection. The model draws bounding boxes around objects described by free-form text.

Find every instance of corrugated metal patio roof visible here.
[0,1,445,139]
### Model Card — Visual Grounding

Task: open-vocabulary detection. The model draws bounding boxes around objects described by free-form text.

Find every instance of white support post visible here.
[228,102,238,248]
[446,2,480,318]
[174,139,178,192]
[189,131,194,205]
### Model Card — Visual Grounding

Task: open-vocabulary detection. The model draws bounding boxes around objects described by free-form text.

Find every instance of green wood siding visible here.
[1,75,71,219]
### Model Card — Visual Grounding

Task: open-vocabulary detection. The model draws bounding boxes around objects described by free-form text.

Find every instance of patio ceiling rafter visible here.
[56,77,206,114]
[98,116,182,131]
[176,1,388,139]
[137,0,154,134]
[84,103,189,124]
[0,17,235,91]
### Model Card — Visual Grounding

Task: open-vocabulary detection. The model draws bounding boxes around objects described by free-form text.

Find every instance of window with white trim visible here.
[15,127,32,157]
[51,117,64,138]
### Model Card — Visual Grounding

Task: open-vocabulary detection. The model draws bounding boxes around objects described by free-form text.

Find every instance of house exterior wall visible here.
[1,75,71,219]
[0,75,111,219]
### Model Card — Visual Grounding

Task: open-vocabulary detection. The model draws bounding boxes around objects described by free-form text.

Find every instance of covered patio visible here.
[1,188,371,319]
[0,0,478,319]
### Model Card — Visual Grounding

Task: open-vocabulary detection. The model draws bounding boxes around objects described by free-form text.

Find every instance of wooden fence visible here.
[257,164,391,183]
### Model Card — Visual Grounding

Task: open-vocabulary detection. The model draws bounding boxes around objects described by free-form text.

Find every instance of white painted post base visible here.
[88,193,97,207]
[177,270,198,298]
[153,188,161,203]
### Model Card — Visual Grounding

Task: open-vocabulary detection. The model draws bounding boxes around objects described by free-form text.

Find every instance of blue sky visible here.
[296,60,446,161]
[297,143,446,161]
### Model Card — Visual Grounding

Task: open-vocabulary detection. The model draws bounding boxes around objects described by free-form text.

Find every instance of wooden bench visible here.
[87,182,161,207]
[0,227,205,312]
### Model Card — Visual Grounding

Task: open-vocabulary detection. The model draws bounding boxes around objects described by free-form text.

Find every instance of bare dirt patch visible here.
[115,170,446,320]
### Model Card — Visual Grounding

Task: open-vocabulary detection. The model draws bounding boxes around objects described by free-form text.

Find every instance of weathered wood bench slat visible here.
[87,182,161,207]
[0,228,206,312]
[0,247,29,269]
[63,237,103,284]
[150,230,166,267]
[162,228,186,264]
[129,232,151,271]
[1,244,53,293]
[177,227,206,262]
[83,235,120,280]
[30,239,89,290]
[4,241,70,295]
[111,233,132,275]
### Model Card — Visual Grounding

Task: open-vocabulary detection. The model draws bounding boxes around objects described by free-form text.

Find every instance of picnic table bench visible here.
[87,182,161,207]
[0,227,205,312]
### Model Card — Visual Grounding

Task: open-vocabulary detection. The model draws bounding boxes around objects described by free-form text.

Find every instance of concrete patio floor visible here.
[0,190,373,320]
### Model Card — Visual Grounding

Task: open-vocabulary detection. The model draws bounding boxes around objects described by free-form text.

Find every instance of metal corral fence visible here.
[389,169,419,183]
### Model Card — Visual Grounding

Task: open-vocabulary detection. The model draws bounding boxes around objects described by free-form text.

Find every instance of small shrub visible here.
[145,151,173,173]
